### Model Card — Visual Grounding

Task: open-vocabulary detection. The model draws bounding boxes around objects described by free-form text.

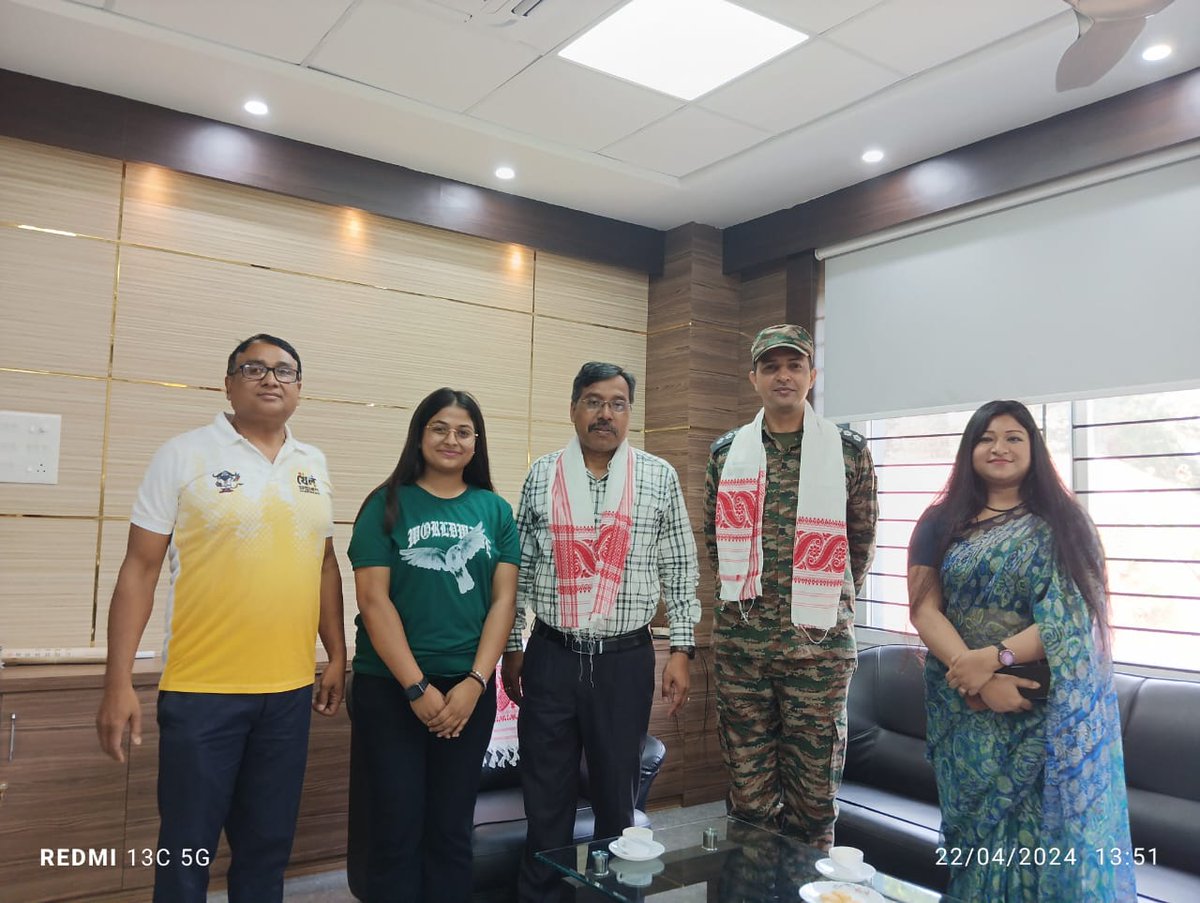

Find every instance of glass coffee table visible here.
[536,815,957,902]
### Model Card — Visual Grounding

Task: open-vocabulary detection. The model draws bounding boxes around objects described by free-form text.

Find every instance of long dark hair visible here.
[359,388,495,532]
[913,400,1111,646]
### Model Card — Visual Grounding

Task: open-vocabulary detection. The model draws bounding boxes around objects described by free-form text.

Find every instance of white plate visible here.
[611,855,665,887]
[815,858,877,883]
[609,838,665,862]
[799,881,885,903]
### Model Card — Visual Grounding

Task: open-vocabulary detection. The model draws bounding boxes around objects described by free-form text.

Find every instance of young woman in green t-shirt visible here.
[348,388,519,903]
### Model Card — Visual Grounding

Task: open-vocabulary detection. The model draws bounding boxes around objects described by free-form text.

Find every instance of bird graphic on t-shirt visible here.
[397,522,491,593]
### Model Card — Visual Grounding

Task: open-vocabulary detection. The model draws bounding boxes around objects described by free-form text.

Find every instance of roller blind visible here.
[821,154,1200,422]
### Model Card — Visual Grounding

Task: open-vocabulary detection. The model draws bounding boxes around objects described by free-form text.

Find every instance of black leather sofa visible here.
[836,644,1200,903]
[345,710,667,903]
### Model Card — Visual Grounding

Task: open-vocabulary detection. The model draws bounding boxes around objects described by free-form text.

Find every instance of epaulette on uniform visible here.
[710,429,738,455]
[837,425,867,451]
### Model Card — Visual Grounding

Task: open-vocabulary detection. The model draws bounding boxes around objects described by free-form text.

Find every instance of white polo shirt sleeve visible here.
[131,438,184,536]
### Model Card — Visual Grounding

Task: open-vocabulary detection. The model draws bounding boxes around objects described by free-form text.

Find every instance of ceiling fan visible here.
[1056,0,1176,91]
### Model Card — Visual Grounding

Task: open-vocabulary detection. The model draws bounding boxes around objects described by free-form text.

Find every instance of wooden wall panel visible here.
[0,136,122,240]
[530,318,647,433]
[121,164,533,311]
[94,519,170,657]
[102,381,220,518]
[0,135,649,654]
[333,521,358,652]
[0,518,98,647]
[113,246,534,418]
[535,252,648,331]
[0,371,106,516]
[738,265,787,421]
[0,229,117,377]
[477,417,531,508]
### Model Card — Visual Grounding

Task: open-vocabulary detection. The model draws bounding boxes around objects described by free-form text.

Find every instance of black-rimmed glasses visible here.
[230,363,301,384]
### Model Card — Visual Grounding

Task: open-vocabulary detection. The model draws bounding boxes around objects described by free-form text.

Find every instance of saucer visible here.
[815,858,876,883]
[610,855,665,887]
[799,882,885,903]
[609,838,665,862]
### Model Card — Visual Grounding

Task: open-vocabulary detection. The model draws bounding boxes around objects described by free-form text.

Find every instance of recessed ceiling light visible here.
[1142,44,1172,62]
[243,99,269,116]
[862,149,885,164]
[495,166,516,180]
[559,0,807,101]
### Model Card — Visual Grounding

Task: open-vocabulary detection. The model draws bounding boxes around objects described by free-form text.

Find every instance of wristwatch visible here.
[404,677,430,701]
[670,645,696,660]
[995,643,1016,668]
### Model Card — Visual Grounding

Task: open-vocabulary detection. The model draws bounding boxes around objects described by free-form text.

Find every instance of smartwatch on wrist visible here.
[670,645,696,660]
[995,643,1016,668]
[405,677,430,701]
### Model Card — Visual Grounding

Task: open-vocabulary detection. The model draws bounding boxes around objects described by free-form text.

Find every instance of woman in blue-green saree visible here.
[908,400,1135,902]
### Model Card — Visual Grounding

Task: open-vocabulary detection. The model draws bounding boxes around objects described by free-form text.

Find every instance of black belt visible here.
[532,620,651,655]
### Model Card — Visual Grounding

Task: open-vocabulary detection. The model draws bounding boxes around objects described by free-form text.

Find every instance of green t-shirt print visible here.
[348,484,520,679]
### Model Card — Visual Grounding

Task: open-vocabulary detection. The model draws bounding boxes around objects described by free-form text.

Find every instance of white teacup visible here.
[829,845,865,872]
[620,826,656,857]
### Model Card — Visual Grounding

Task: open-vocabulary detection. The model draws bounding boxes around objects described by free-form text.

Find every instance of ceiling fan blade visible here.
[1056,13,1146,91]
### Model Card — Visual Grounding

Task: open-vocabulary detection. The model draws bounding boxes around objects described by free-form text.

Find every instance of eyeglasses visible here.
[426,424,478,443]
[230,362,300,384]
[580,397,629,414]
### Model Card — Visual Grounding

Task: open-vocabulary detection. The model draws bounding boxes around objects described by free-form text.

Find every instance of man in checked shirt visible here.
[502,360,700,903]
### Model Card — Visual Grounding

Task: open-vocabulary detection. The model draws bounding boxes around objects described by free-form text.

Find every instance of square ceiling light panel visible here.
[559,0,808,101]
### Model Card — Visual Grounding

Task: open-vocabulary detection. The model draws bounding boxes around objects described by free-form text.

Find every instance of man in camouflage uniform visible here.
[703,324,877,849]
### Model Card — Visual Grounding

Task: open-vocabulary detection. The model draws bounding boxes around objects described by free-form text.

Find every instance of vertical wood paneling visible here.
[102,381,223,519]
[535,252,648,331]
[644,223,739,803]
[0,518,98,647]
[333,522,358,652]
[0,371,107,516]
[0,136,123,239]
[739,265,788,420]
[0,229,117,376]
[113,246,534,418]
[530,318,647,433]
[0,135,649,664]
[121,164,533,311]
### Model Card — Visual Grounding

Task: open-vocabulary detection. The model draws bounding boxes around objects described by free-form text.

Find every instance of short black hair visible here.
[226,334,302,376]
[571,361,636,405]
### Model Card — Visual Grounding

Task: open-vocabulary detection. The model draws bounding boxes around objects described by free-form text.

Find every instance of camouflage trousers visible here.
[713,600,856,851]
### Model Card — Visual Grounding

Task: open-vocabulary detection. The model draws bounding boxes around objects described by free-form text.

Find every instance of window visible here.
[850,388,1200,671]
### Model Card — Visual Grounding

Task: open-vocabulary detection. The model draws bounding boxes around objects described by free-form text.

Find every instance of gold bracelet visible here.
[468,669,488,690]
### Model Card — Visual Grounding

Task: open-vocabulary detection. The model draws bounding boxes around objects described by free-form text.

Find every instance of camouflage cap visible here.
[750,324,814,365]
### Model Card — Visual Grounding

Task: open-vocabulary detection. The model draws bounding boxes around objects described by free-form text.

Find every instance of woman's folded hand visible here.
[427,678,484,738]
[978,674,1037,713]
[947,646,1000,695]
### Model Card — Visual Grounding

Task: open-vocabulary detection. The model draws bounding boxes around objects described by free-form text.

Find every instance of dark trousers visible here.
[154,685,312,903]
[350,672,497,903]
[516,631,655,903]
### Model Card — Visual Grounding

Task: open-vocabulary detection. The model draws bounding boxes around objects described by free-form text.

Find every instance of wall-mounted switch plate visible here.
[0,411,63,485]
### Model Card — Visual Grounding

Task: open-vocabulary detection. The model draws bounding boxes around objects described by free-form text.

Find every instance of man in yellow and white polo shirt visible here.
[97,334,346,903]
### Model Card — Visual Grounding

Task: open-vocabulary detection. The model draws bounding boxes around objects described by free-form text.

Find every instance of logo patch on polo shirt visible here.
[212,470,242,493]
[296,473,321,495]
